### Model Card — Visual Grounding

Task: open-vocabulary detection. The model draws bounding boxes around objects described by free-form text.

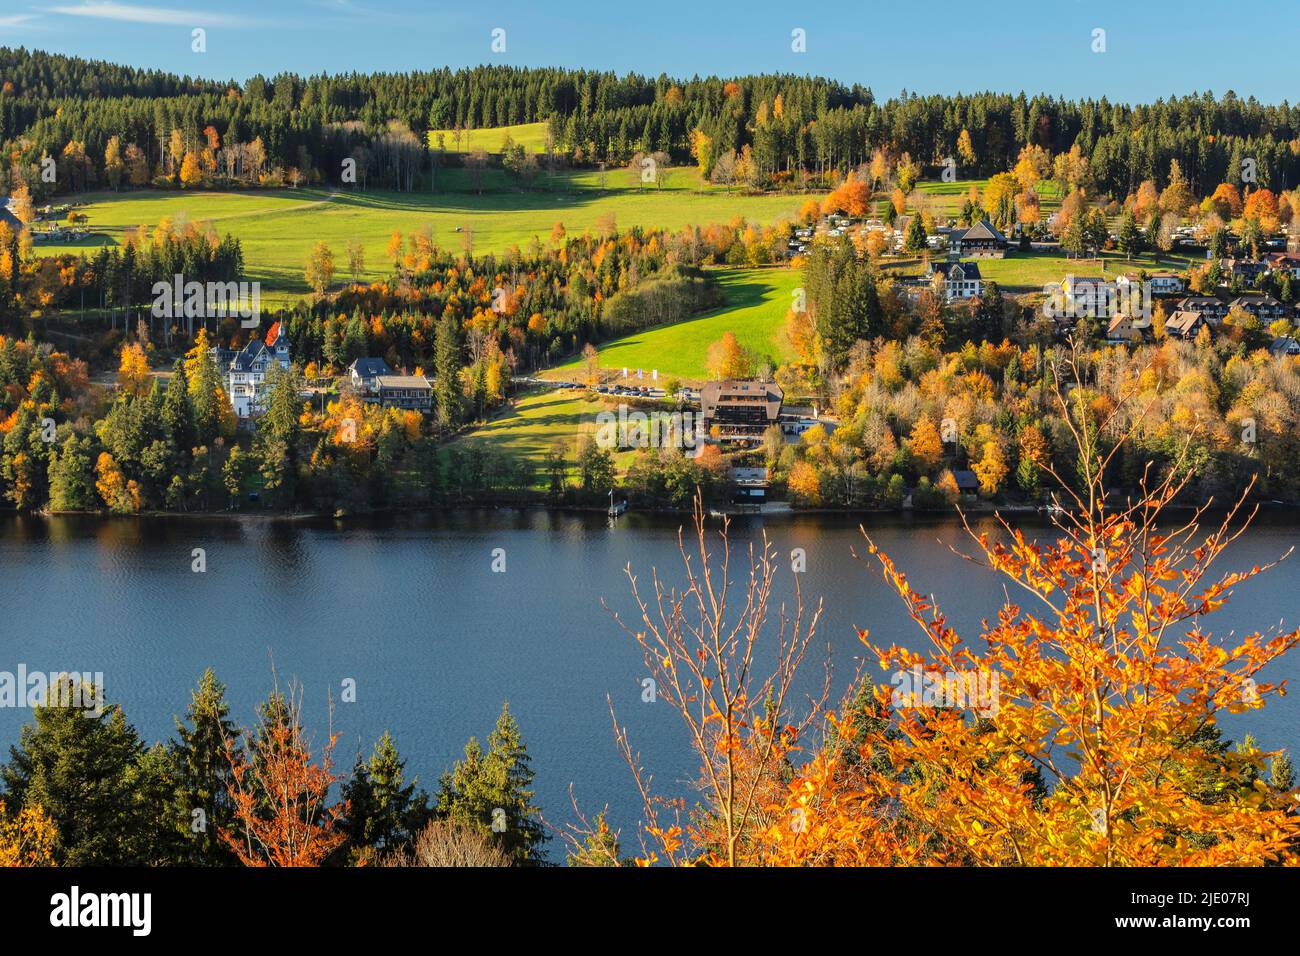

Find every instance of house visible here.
[1219,258,1269,283]
[376,374,433,412]
[699,380,784,441]
[1228,294,1287,322]
[1150,272,1186,295]
[952,219,1008,258]
[1175,296,1229,323]
[1059,275,1120,318]
[1268,336,1300,357]
[929,260,982,301]
[728,466,770,503]
[213,322,291,418]
[1166,310,1210,340]
[1106,313,1150,344]
[349,357,394,395]
[1265,252,1300,280]
[1117,271,1184,296]
[952,470,980,495]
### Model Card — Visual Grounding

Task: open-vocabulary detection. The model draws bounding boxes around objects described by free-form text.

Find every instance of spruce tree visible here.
[161,358,195,454]
[1,679,151,864]
[341,731,430,856]
[170,669,240,864]
[433,315,463,428]
[436,702,546,864]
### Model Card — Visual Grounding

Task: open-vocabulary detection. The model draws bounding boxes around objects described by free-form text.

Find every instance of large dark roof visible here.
[350,357,394,378]
[961,219,1006,244]
[230,340,272,373]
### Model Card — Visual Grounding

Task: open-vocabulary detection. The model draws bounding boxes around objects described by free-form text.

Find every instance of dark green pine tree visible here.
[170,669,241,864]
[190,349,224,445]
[340,731,431,857]
[161,358,196,454]
[47,434,97,512]
[1,678,153,864]
[436,702,547,865]
[432,314,463,429]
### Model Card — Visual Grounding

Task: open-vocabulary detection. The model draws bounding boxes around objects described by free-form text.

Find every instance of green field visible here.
[38,167,801,302]
[446,387,636,485]
[427,121,550,153]
[552,267,800,382]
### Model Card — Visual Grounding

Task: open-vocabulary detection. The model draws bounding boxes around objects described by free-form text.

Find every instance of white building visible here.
[930,260,983,302]
[212,323,291,418]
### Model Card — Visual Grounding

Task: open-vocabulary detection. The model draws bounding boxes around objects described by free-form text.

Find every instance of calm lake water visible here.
[1,508,1297,853]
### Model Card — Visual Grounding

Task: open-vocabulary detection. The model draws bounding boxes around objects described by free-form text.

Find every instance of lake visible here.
[1,508,1296,855]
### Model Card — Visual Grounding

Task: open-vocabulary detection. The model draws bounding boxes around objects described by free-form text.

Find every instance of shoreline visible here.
[7,496,1300,524]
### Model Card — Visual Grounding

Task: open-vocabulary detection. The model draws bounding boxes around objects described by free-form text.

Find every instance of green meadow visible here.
[445,387,637,485]
[427,121,551,153]
[552,267,799,382]
[36,166,802,303]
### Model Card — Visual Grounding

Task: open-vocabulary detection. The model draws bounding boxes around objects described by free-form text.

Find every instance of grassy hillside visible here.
[552,267,799,382]
[444,387,636,486]
[36,167,802,302]
[427,121,550,153]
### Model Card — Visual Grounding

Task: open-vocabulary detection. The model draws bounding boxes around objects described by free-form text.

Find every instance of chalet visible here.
[700,380,784,442]
[1166,310,1210,340]
[376,374,433,412]
[212,323,291,418]
[1219,258,1269,283]
[1175,295,1228,323]
[1106,313,1150,344]
[1228,294,1287,322]
[1269,336,1300,357]
[349,357,394,395]
[952,219,1008,258]
[1265,252,1300,280]
[928,260,982,301]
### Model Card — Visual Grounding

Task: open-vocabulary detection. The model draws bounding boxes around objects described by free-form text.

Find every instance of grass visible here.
[36,167,802,303]
[551,267,800,382]
[427,121,550,153]
[446,387,637,486]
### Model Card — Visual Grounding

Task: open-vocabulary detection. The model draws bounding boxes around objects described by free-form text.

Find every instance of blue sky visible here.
[1,0,1296,104]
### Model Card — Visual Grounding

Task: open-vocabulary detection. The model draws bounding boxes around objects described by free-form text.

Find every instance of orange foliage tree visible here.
[221,685,347,866]
[603,354,1300,866]
[589,504,825,866]
[0,800,57,867]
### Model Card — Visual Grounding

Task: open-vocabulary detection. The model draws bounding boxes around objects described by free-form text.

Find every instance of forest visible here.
[5,48,1300,198]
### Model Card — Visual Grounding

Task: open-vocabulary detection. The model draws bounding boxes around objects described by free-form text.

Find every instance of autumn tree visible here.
[305,240,335,296]
[706,331,757,380]
[221,684,347,867]
[751,353,1300,866]
[907,414,943,472]
[584,501,823,866]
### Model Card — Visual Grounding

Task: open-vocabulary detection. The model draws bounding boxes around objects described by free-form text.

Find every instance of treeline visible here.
[7,47,1300,198]
[0,669,552,866]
